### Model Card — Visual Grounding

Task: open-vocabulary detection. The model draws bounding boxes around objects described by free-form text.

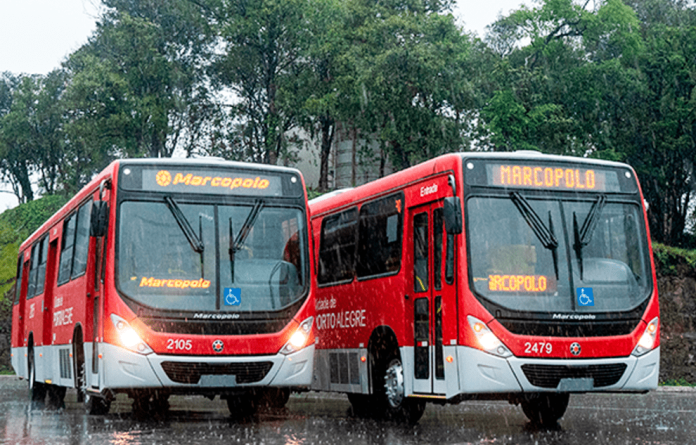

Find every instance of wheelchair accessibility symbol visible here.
[576,287,594,307]
[224,288,242,306]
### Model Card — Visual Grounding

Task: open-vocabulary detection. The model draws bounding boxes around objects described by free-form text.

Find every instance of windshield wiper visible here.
[510,192,559,280]
[573,195,606,280]
[164,196,205,277]
[233,199,264,253]
[227,200,265,283]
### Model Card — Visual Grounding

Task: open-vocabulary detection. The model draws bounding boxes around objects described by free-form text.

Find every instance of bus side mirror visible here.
[90,202,109,237]
[444,197,462,235]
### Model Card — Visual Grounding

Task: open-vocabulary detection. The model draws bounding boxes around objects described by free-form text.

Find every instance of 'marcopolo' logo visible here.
[212,340,224,353]
[156,170,172,187]
[570,342,581,356]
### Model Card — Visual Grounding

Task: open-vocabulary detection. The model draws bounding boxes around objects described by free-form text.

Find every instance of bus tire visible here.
[28,345,46,408]
[46,385,66,410]
[520,393,569,427]
[225,392,258,418]
[375,355,426,423]
[256,388,290,411]
[85,393,111,415]
[132,390,170,415]
[72,329,85,403]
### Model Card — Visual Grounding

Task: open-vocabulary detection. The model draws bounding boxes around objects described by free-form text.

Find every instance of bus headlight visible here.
[110,314,153,355]
[468,316,512,358]
[280,317,313,355]
[632,317,658,357]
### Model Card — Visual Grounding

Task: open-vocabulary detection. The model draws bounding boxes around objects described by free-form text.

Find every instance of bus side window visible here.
[58,213,77,285]
[27,243,39,299]
[356,193,403,279]
[318,208,357,284]
[72,201,92,279]
[35,236,49,296]
[14,256,23,305]
[413,212,429,293]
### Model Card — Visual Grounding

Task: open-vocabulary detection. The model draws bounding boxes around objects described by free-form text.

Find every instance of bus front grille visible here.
[521,363,627,389]
[161,361,274,385]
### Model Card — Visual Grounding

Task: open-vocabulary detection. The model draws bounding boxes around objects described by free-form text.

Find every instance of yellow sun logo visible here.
[156,170,172,187]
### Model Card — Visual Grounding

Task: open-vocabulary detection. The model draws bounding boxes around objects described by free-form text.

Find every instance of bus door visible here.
[410,201,455,395]
[41,239,59,382]
[89,183,110,388]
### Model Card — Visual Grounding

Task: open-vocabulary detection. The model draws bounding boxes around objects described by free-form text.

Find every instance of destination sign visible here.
[121,166,284,196]
[465,161,635,193]
[491,164,607,191]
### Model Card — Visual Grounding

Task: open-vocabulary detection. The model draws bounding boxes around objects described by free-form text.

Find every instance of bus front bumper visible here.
[457,345,660,394]
[99,342,315,393]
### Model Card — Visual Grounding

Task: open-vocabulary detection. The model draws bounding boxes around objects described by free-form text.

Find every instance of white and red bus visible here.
[11,158,315,415]
[309,152,659,425]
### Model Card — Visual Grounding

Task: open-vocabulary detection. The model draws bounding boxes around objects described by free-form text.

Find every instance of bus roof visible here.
[309,151,636,217]
[19,157,305,253]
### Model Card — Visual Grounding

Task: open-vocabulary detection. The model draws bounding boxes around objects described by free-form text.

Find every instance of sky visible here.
[0,0,531,211]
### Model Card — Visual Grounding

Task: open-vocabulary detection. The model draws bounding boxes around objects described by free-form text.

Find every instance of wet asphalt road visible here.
[1,375,695,445]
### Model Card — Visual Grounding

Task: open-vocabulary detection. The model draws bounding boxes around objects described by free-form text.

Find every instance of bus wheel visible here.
[376,356,426,423]
[28,347,46,408]
[520,393,569,427]
[132,391,170,415]
[225,392,258,418]
[256,388,290,411]
[46,385,66,410]
[347,393,376,418]
[84,392,111,415]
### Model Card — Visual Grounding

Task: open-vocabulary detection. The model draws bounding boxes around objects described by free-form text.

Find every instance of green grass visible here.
[660,378,696,387]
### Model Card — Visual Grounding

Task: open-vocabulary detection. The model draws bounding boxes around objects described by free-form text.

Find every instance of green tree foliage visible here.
[210,0,312,165]
[483,0,696,245]
[344,0,474,170]
[0,72,67,202]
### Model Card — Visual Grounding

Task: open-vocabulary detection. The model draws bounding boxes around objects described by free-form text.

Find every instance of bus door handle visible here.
[405,294,410,300]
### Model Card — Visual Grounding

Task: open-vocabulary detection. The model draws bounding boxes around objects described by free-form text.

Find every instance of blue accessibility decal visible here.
[224,288,242,306]
[576,287,594,307]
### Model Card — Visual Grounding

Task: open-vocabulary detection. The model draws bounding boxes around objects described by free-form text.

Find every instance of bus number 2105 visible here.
[167,339,193,351]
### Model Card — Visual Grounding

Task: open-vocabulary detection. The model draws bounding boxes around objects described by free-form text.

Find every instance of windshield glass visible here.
[117,200,307,312]
[467,196,651,313]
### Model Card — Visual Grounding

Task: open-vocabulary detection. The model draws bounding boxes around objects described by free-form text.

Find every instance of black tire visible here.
[85,392,111,415]
[520,393,570,427]
[256,388,290,411]
[132,391,170,415]
[46,385,66,410]
[28,347,46,408]
[347,393,377,418]
[374,355,426,423]
[226,393,258,418]
[72,331,85,403]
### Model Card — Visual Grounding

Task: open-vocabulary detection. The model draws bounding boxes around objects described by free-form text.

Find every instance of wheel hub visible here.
[384,359,405,408]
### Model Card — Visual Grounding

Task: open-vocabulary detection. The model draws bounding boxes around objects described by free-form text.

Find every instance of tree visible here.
[211,0,312,165]
[344,0,474,171]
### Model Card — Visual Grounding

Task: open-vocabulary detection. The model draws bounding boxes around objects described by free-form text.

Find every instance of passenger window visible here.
[27,243,39,299]
[15,256,23,304]
[318,208,357,284]
[72,201,92,279]
[35,236,49,296]
[356,193,403,278]
[413,212,429,293]
[58,213,77,285]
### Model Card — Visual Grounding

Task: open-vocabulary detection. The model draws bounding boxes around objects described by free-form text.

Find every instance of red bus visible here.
[11,158,315,415]
[309,152,659,425]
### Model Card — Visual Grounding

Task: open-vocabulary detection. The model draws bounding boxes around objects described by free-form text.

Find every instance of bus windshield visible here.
[467,195,652,314]
[117,200,307,312]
